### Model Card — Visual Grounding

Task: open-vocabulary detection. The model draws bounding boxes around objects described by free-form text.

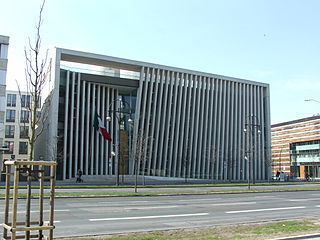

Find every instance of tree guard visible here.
[2,160,57,240]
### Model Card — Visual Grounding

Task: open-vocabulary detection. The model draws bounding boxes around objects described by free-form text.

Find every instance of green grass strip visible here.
[2,185,320,199]
[58,218,320,240]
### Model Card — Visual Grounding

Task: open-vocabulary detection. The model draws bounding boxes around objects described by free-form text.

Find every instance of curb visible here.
[270,233,320,240]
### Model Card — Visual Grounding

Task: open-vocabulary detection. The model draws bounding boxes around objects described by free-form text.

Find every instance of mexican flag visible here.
[93,111,112,142]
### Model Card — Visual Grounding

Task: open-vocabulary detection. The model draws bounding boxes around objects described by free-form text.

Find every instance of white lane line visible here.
[17,209,70,214]
[315,205,320,208]
[89,213,209,221]
[290,198,319,202]
[99,201,149,204]
[226,206,306,214]
[179,198,221,202]
[124,206,178,210]
[211,202,256,206]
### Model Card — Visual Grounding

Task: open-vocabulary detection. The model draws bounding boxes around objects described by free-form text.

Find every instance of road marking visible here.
[211,202,256,206]
[290,198,320,202]
[124,205,178,210]
[226,206,306,214]
[89,213,209,221]
[17,209,69,214]
[98,201,149,204]
[179,198,221,202]
[315,205,320,208]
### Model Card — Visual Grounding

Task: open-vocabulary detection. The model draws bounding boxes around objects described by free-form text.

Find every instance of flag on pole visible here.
[93,111,112,142]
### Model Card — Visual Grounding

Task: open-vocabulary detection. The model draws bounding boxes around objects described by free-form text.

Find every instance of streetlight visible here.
[244,115,261,190]
[106,96,133,186]
[304,99,320,104]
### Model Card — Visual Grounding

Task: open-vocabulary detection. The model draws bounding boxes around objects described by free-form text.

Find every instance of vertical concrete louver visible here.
[129,67,270,181]
[47,49,270,181]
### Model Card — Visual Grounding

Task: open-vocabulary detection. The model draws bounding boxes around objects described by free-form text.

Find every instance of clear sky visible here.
[1,0,320,124]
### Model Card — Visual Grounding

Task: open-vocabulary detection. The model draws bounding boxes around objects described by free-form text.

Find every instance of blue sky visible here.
[1,0,320,124]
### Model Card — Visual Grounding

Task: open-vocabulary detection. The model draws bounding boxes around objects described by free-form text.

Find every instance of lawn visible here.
[58,218,320,240]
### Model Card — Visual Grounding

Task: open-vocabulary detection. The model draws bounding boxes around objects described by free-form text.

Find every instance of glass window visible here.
[19,142,28,154]
[20,126,29,139]
[36,111,42,121]
[21,95,31,108]
[5,141,14,154]
[6,109,15,122]
[7,94,16,107]
[0,44,8,58]
[37,96,41,109]
[5,125,15,138]
[20,110,30,123]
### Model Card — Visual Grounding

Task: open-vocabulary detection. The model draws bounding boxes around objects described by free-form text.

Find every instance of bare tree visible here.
[205,146,221,184]
[17,1,51,238]
[133,130,151,193]
[17,0,50,162]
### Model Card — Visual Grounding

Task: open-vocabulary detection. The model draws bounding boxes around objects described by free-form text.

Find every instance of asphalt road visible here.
[1,190,320,238]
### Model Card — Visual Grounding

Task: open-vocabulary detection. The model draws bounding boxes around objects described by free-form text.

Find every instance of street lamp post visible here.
[244,115,261,190]
[106,97,133,186]
[305,99,320,104]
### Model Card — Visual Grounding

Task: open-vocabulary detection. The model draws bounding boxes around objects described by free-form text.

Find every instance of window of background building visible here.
[0,43,8,58]
[5,125,15,138]
[36,111,41,121]
[19,142,28,154]
[21,95,31,108]
[37,97,41,109]
[7,94,16,107]
[20,126,29,139]
[6,109,15,122]
[20,110,30,123]
[5,141,14,154]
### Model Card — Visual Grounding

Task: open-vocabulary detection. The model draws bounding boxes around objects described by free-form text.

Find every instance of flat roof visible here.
[56,47,269,88]
[271,115,320,128]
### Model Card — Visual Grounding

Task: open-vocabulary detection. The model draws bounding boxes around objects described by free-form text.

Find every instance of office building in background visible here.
[0,35,9,174]
[271,115,320,179]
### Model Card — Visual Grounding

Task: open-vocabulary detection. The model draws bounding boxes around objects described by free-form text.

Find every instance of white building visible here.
[37,48,271,182]
[3,90,41,163]
[0,35,9,174]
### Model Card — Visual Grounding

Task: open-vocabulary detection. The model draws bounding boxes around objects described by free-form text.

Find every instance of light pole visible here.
[305,99,320,104]
[244,115,261,190]
[106,97,133,186]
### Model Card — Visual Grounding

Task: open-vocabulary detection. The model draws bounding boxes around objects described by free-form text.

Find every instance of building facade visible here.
[271,116,320,179]
[2,90,42,163]
[0,35,9,173]
[37,48,271,181]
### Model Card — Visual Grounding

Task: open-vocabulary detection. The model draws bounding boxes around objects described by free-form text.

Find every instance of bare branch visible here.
[20,0,50,161]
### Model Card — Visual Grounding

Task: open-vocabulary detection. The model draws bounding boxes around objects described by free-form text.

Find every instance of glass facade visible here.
[290,140,320,178]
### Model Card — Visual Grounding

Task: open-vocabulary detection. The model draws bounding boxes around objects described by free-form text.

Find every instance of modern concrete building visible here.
[2,90,42,163]
[0,35,9,173]
[271,115,320,179]
[37,48,271,182]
